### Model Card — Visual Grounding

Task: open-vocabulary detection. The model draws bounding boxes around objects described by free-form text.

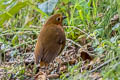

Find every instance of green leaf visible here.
[0,1,28,26]
[28,2,48,16]
[79,10,84,21]
[117,0,120,20]
[61,0,69,4]
[12,35,18,46]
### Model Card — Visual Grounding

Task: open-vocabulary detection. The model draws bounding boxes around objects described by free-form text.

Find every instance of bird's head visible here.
[45,14,66,26]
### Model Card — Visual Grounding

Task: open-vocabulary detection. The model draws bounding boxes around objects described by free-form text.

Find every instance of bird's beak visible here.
[62,16,67,20]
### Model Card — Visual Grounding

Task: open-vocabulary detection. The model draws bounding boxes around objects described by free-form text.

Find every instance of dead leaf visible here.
[47,74,59,79]
[87,45,94,53]
[69,59,76,65]
[110,14,119,27]
[89,72,101,80]
[35,71,47,80]
[98,78,103,80]
[96,57,101,64]
[61,59,76,66]
[98,13,104,18]
[80,51,92,61]
[78,35,87,45]
[60,65,67,72]
[55,57,62,64]
[111,14,119,22]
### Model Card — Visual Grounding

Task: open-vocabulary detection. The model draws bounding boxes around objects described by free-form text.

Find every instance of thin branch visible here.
[88,56,119,73]
[64,26,95,40]
[66,38,82,47]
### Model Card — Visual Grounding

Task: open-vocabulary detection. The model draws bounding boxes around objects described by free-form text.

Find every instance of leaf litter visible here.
[0,40,101,80]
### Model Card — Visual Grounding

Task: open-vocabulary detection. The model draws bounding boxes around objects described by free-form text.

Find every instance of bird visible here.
[34,14,66,67]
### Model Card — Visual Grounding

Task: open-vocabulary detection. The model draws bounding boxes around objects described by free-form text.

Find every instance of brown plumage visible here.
[34,14,66,67]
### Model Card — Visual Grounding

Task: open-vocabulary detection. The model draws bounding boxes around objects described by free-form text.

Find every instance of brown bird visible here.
[34,14,66,67]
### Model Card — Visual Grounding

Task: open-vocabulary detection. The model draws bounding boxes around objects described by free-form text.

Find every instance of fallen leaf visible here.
[80,51,92,61]
[69,59,76,65]
[47,74,59,79]
[35,71,47,80]
[60,65,67,72]
[89,72,101,79]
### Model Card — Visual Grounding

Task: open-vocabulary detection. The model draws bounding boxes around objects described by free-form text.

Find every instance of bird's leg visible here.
[56,62,61,74]
[45,63,49,70]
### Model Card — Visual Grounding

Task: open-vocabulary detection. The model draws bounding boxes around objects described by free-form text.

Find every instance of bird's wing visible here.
[34,37,43,64]
[40,24,65,63]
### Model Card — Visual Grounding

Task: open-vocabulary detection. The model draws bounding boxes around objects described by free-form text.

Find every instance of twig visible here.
[0,31,38,36]
[64,26,95,40]
[67,38,82,47]
[88,56,119,73]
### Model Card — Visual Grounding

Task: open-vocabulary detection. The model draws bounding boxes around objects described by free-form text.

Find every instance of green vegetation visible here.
[0,0,120,80]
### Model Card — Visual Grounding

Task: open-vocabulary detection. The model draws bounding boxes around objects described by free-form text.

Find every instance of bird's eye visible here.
[56,17,61,21]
